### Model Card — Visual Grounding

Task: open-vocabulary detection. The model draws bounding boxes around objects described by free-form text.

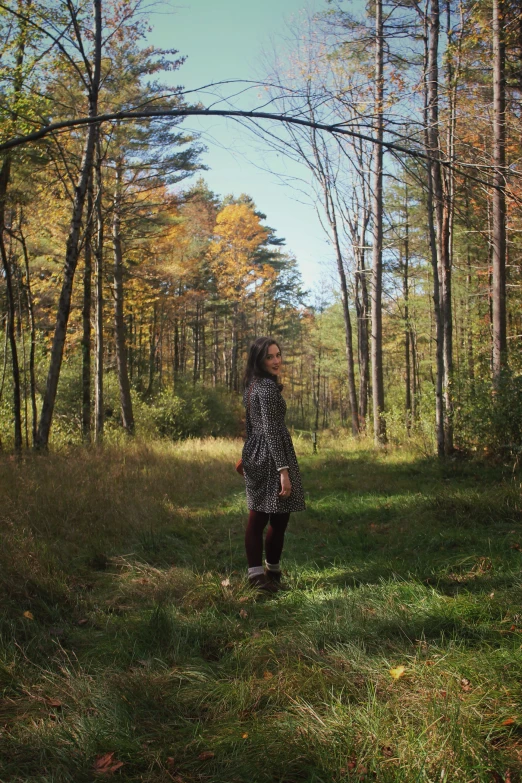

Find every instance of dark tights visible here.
[245,510,290,568]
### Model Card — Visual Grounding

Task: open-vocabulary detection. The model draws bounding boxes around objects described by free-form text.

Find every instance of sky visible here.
[146,0,335,292]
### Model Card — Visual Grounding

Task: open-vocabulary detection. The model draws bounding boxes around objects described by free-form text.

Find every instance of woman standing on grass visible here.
[242,337,306,592]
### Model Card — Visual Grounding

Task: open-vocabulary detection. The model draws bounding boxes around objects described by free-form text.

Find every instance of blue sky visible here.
[147,0,334,291]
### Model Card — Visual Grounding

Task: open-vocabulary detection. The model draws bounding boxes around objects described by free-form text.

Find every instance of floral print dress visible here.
[242,377,306,514]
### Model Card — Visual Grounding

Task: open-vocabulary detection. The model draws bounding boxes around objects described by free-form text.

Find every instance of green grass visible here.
[1,436,522,782]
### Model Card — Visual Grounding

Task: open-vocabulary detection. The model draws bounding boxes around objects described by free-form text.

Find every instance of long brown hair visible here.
[243,336,282,390]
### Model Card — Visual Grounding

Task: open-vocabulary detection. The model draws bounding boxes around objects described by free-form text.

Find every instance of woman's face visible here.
[263,343,282,375]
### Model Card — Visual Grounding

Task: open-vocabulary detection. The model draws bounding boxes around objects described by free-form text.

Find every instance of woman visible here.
[242,336,306,592]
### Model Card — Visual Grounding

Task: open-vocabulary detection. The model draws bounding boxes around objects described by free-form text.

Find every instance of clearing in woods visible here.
[1,436,521,782]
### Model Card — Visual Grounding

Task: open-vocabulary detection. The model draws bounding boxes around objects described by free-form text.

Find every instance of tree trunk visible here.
[112,159,134,433]
[35,0,102,449]
[231,303,238,392]
[425,0,445,457]
[212,307,219,387]
[371,0,386,445]
[17,221,37,444]
[147,300,157,396]
[193,300,199,385]
[0,0,32,452]
[329,210,359,435]
[94,131,104,442]
[0,169,22,453]
[173,314,179,380]
[402,199,412,435]
[82,178,93,442]
[492,0,507,383]
[356,244,369,427]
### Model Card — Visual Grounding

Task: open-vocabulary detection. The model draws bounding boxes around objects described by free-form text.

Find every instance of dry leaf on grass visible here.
[23,611,34,620]
[389,665,406,680]
[198,751,215,761]
[221,578,231,587]
[263,671,273,679]
[460,677,472,692]
[502,717,516,726]
[242,732,249,739]
[46,698,62,708]
[77,618,89,626]
[239,609,248,619]
[93,752,124,775]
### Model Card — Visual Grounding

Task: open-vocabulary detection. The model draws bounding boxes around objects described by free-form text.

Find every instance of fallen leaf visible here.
[502,717,516,726]
[389,665,406,680]
[239,609,248,619]
[46,698,62,708]
[166,757,175,769]
[23,611,34,620]
[511,543,521,551]
[77,618,88,626]
[425,660,435,666]
[94,753,115,770]
[93,752,124,774]
[198,751,215,761]
[242,732,249,739]
[239,596,249,603]
[460,677,472,692]
[381,745,393,757]
[263,671,273,679]
[221,578,231,587]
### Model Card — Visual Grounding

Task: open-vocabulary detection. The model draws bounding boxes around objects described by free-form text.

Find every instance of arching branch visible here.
[0,105,507,192]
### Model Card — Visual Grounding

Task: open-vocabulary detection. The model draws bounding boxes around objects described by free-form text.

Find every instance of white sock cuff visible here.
[265,561,281,572]
[248,566,265,578]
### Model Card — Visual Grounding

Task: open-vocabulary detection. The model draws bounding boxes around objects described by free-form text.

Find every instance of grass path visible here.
[1,437,522,782]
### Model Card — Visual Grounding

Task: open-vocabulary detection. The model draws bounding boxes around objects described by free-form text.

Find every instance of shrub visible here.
[139,381,242,441]
[456,370,522,456]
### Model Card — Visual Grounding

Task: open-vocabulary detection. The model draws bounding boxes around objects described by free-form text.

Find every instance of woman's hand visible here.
[279,469,292,497]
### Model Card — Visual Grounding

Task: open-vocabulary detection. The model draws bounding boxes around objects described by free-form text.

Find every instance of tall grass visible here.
[1,436,521,782]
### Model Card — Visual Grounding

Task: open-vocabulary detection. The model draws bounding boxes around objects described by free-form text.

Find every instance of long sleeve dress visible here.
[242,376,306,514]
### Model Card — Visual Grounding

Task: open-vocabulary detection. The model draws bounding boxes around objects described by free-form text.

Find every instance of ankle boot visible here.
[248,573,279,593]
[264,570,290,591]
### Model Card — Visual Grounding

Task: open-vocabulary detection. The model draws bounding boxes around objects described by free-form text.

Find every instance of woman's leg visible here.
[265,512,290,568]
[245,510,270,569]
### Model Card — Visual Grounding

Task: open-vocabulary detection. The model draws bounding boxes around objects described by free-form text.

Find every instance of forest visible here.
[0,0,520,456]
[2,1,522,782]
